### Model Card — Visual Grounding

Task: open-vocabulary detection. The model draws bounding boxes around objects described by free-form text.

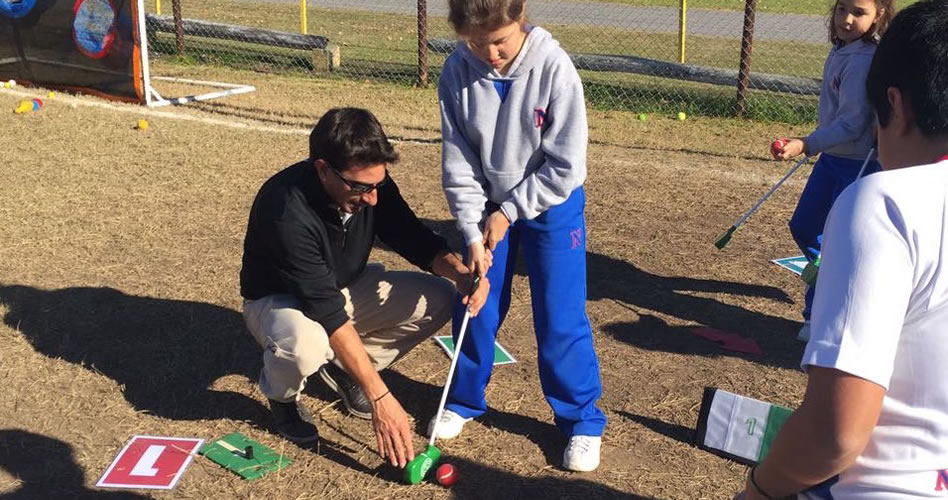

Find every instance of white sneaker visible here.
[797,320,811,342]
[427,409,471,440]
[563,435,601,472]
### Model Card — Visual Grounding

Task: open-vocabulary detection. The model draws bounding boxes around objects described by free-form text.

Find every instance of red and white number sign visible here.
[97,436,204,490]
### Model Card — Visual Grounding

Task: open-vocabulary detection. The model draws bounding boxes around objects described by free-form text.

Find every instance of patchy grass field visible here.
[1,68,815,499]
[144,0,825,122]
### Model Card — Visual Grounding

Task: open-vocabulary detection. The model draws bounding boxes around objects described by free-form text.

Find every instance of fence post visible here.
[678,0,687,63]
[735,0,757,117]
[156,0,161,16]
[300,0,308,35]
[172,0,185,56]
[417,0,428,86]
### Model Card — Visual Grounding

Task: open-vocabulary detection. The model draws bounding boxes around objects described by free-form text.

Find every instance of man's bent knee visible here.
[269,331,332,376]
[413,274,455,331]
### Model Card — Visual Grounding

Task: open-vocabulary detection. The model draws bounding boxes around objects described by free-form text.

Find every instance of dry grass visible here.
[1,71,812,499]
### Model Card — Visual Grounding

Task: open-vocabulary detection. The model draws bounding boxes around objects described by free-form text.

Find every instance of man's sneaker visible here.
[318,363,372,419]
[268,399,319,446]
[427,409,471,440]
[563,435,601,472]
[797,320,811,342]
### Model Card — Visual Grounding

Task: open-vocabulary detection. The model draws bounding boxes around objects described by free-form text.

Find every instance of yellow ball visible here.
[677,112,687,121]
[48,91,56,99]
[136,119,149,131]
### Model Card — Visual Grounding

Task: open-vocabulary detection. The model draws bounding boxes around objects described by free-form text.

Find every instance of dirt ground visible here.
[1,68,815,499]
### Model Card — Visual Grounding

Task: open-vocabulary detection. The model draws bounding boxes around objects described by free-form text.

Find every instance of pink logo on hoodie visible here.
[534,108,547,128]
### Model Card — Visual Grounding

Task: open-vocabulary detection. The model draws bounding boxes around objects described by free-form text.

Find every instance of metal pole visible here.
[417,0,428,86]
[679,0,687,63]
[156,0,161,16]
[735,0,757,117]
[172,0,184,56]
[300,0,308,35]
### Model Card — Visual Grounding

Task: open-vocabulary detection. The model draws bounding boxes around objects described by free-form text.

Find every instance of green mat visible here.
[199,432,291,481]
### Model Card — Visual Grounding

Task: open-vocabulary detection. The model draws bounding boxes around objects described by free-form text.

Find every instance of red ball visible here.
[771,138,788,158]
[435,463,458,487]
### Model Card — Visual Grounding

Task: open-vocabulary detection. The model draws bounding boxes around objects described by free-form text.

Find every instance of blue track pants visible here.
[445,188,607,437]
[789,153,880,320]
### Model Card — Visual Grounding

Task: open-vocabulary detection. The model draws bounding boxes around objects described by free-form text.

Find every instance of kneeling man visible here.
[240,108,485,468]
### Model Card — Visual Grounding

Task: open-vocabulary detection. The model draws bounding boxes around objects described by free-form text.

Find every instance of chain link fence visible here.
[142,0,829,124]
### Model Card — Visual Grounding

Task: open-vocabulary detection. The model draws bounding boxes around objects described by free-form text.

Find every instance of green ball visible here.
[677,112,687,121]
[638,113,647,121]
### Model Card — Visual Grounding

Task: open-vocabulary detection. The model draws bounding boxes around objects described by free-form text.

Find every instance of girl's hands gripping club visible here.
[466,241,492,281]
[483,210,511,252]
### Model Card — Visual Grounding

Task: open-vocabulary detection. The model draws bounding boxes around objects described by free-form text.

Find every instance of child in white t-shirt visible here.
[734,2,948,499]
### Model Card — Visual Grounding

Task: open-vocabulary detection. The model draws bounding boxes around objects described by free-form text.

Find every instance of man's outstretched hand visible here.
[371,391,415,468]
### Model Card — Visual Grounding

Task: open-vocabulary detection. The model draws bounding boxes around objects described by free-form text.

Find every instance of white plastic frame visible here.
[135,0,255,107]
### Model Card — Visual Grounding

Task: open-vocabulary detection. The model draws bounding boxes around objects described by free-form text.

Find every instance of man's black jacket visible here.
[240,160,449,335]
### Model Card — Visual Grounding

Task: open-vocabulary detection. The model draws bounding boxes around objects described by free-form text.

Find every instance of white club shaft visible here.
[428,308,472,447]
[733,155,810,229]
[856,148,875,179]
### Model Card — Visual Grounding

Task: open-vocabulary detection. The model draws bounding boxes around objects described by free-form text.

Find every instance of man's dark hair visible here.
[866,0,948,136]
[309,108,399,171]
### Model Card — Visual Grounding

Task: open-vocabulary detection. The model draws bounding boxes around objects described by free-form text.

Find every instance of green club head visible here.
[714,226,736,250]
[800,258,820,286]
[403,444,441,485]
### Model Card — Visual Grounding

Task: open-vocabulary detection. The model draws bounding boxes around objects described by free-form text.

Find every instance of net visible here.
[0,0,143,102]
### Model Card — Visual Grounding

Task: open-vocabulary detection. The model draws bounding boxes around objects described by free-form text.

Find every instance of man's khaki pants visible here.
[243,264,455,402]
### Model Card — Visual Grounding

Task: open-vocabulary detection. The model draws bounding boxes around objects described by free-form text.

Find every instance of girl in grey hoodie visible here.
[431,0,606,473]
[771,0,894,342]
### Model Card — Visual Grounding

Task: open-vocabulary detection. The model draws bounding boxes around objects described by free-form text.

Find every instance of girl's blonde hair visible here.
[828,0,895,44]
[448,0,526,34]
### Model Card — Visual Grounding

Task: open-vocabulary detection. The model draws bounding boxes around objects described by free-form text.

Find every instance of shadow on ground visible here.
[0,284,264,423]
[441,455,651,499]
[420,218,801,368]
[617,410,695,447]
[0,429,150,500]
[0,283,571,476]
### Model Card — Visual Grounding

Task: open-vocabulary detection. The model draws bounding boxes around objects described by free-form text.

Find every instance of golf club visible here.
[855,147,876,180]
[715,155,811,250]
[403,276,479,485]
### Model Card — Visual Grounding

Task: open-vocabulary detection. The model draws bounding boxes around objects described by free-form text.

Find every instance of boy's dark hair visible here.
[828,0,895,45]
[866,0,948,136]
[309,108,398,171]
[448,0,525,34]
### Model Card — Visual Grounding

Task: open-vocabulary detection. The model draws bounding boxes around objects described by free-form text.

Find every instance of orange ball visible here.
[435,463,457,487]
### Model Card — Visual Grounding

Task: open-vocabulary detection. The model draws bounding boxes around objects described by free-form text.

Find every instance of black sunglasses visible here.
[326,164,388,194]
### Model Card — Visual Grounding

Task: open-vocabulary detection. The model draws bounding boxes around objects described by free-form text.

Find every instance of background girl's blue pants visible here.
[445,188,607,438]
[789,153,880,320]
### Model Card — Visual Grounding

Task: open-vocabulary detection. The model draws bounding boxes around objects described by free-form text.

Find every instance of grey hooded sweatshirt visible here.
[805,39,878,160]
[439,26,588,245]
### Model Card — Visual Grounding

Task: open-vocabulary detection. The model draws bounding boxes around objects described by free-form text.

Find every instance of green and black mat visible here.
[200,432,292,481]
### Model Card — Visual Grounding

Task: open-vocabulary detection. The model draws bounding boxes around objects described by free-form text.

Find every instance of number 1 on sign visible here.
[129,445,165,476]
[746,417,757,436]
